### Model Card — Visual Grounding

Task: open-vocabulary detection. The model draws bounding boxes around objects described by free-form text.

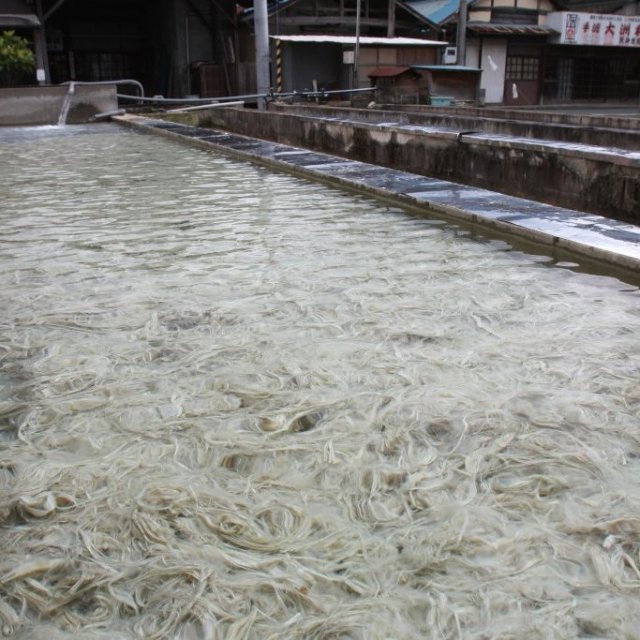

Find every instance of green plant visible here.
[0,30,36,87]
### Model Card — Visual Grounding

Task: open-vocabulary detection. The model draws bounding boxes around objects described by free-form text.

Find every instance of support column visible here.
[387,0,395,38]
[456,0,467,65]
[353,0,361,89]
[254,0,270,109]
[34,0,50,84]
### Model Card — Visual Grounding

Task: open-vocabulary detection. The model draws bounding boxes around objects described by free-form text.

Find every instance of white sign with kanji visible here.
[548,11,640,47]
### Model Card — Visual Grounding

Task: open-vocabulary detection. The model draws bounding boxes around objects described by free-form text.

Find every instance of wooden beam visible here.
[43,0,68,22]
[186,0,213,31]
[208,0,237,27]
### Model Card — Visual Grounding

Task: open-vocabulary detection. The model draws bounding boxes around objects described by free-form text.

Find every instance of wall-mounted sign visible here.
[548,11,640,47]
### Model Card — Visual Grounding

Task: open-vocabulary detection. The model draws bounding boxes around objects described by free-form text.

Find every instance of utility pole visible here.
[387,0,396,38]
[254,0,270,109]
[456,0,467,66]
[353,0,361,89]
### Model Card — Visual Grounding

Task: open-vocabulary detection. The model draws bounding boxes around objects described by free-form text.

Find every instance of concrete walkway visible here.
[116,114,640,275]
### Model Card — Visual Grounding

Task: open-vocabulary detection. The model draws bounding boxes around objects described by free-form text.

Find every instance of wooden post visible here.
[456,0,467,65]
[387,0,396,38]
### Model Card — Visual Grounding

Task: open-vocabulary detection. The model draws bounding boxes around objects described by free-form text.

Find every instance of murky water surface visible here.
[1,124,640,639]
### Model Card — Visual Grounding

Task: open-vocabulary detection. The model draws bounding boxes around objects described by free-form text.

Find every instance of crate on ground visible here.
[430,95,454,107]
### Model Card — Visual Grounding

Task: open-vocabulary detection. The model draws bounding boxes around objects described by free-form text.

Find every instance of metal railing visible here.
[116,86,376,107]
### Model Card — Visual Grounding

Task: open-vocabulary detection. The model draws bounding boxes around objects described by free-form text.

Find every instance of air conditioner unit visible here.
[442,46,457,64]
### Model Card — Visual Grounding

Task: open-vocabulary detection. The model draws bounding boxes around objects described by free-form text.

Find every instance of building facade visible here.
[2,0,637,103]
[406,0,640,104]
[0,0,241,97]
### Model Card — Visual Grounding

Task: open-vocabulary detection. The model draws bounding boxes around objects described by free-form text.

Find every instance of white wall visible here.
[467,39,507,104]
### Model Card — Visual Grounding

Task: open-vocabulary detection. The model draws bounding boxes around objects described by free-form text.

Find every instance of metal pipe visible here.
[117,93,267,103]
[57,81,74,126]
[298,87,374,96]
[354,0,361,89]
[91,109,127,120]
[62,79,145,97]
[166,101,245,113]
[116,86,375,107]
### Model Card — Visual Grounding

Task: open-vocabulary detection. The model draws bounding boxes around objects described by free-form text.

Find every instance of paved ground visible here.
[117,114,640,276]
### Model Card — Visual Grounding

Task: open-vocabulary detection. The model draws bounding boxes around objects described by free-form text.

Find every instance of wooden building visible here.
[368,64,421,102]
[271,34,444,95]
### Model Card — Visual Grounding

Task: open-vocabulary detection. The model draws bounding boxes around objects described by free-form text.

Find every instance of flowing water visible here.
[57,83,75,127]
[1,124,640,640]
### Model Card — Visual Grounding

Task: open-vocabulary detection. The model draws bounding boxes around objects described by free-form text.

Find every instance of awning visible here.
[271,35,445,46]
[0,13,40,27]
[466,23,557,35]
[368,66,415,77]
[401,0,462,27]
[243,0,435,29]
[413,64,482,72]
[0,0,41,27]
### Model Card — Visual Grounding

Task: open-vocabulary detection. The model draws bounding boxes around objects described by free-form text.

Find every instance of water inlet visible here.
[57,82,76,126]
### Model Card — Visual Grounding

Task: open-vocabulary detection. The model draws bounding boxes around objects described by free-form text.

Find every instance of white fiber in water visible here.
[1,125,640,639]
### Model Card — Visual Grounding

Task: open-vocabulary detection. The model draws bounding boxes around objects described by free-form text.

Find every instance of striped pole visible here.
[276,39,283,94]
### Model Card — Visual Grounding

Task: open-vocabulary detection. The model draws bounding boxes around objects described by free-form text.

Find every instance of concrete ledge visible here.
[114,114,640,276]
[0,85,117,126]
[379,103,640,134]
[166,104,640,222]
[272,103,640,150]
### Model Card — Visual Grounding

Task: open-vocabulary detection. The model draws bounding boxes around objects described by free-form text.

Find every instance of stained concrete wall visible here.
[173,104,640,222]
[271,103,640,149]
[389,103,640,132]
[0,85,118,126]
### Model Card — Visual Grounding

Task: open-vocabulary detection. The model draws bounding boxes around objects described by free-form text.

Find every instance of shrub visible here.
[0,30,36,87]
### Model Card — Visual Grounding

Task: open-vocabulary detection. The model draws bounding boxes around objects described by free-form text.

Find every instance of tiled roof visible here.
[467,23,558,34]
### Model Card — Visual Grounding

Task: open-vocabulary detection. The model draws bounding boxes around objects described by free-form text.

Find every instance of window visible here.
[506,56,540,80]
[491,8,537,24]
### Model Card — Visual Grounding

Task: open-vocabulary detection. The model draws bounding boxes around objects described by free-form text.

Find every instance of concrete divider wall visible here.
[381,103,640,132]
[171,106,640,222]
[270,103,640,150]
[0,85,117,126]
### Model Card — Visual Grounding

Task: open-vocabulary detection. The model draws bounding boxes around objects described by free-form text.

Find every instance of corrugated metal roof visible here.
[244,0,436,25]
[271,35,446,46]
[402,0,462,27]
[368,66,415,77]
[466,23,557,34]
